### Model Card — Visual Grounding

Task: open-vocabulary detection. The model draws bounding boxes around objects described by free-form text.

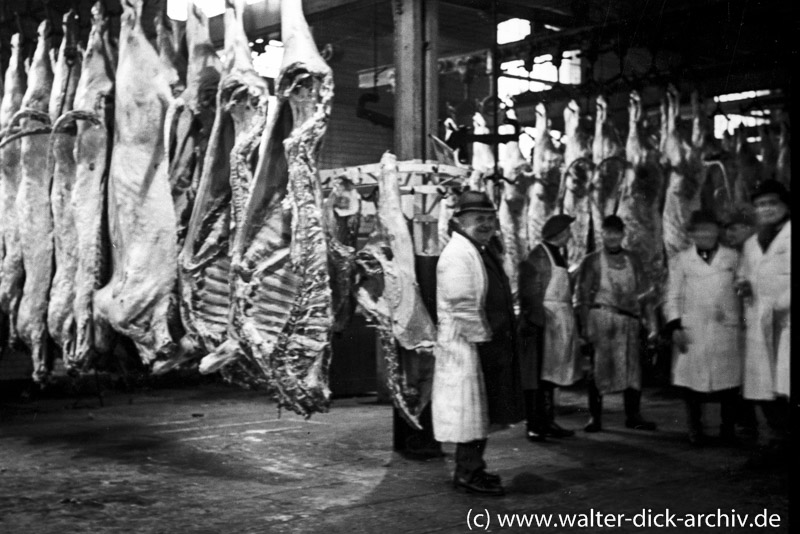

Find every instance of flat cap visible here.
[454,190,496,216]
[542,214,575,240]
[601,214,625,231]
[688,209,720,229]
[751,179,790,205]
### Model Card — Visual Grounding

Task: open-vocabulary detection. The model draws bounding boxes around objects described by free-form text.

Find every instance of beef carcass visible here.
[661,85,701,262]
[204,0,336,418]
[776,117,790,189]
[437,187,459,251]
[561,99,593,269]
[47,10,84,363]
[498,137,532,305]
[617,91,665,338]
[165,0,220,245]
[467,112,495,192]
[62,1,116,370]
[527,102,563,249]
[172,0,269,373]
[731,126,762,203]
[590,95,625,250]
[759,123,778,183]
[93,0,178,366]
[14,20,55,380]
[354,152,437,429]
[0,33,27,344]
[323,177,361,333]
[155,11,187,96]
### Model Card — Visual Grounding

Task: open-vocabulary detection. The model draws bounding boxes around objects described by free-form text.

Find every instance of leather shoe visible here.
[453,473,506,496]
[545,422,575,438]
[526,428,547,442]
[625,415,657,431]
[482,471,501,484]
[584,418,602,433]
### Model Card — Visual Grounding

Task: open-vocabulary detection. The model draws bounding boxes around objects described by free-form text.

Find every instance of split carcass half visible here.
[776,118,790,190]
[662,86,702,262]
[323,177,361,333]
[354,152,437,429]
[165,0,220,246]
[436,187,459,251]
[47,9,84,363]
[527,102,563,250]
[561,99,593,270]
[590,94,626,251]
[498,137,532,306]
[617,91,665,339]
[14,20,55,380]
[93,0,179,366]
[0,33,27,344]
[65,1,116,370]
[205,0,336,418]
[173,0,269,373]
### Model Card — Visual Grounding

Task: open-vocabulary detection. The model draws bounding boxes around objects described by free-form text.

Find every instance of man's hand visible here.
[672,329,689,353]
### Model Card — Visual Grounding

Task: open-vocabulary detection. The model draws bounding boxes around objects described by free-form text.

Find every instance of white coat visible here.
[431,232,490,443]
[665,245,742,393]
[738,221,791,400]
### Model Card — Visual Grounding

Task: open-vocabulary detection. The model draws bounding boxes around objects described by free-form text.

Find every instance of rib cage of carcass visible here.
[199,0,336,418]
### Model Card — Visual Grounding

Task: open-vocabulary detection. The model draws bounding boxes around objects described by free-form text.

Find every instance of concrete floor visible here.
[0,381,790,534]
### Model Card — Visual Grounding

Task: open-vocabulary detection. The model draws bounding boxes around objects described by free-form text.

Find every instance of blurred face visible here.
[725,223,754,247]
[754,194,789,227]
[601,228,624,252]
[457,211,497,246]
[690,223,720,250]
[547,227,572,248]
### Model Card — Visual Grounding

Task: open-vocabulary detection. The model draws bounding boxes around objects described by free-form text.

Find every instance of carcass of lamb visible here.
[14,20,55,380]
[47,9,84,363]
[561,99,593,269]
[165,0,221,246]
[590,94,625,250]
[354,152,437,429]
[66,1,116,369]
[0,33,27,344]
[323,177,361,333]
[93,0,178,366]
[173,0,269,373]
[527,102,563,249]
[204,0,336,418]
[616,90,665,339]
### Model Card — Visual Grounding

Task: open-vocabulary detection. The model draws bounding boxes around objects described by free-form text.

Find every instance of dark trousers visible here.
[758,398,789,440]
[455,439,487,481]
[684,388,738,435]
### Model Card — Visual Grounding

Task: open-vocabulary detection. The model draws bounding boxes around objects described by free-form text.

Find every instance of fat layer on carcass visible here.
[205,0,336,419]
[527,102,563,249]
[561,99,593,270]
[323,177,361,333]
[590,95,626,251]
[47,10,84,364]
[165,0,220,246]
[354,152,437,429]
[67,1,116,370]
[0,33,27,344]
[93,0,178,366]
[175,0,269,373]
[14,20,55,380]
[617,91,665,336]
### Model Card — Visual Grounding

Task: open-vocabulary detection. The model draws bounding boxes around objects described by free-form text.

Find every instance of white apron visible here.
[739,222,791,400]
[540,245,581,386]
[665,246,742,393]
[587,252,641,394]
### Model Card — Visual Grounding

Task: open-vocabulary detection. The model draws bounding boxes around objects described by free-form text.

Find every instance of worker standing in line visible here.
[432,191,523,497]
[575,215,657,433]
[518,214,581,442]
[664,210,742,446]
[735,180,791,458]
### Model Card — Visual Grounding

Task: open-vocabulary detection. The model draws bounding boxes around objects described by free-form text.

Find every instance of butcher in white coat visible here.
[665,210,742,446]
[735,180,790,448]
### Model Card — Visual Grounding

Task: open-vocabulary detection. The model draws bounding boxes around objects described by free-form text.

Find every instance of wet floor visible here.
[0,382,790,533]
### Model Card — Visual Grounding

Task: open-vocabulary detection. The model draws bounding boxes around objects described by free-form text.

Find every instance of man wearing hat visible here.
[518,213,581,441]
[735,180,791,451]
[664,209,743,445]
[575,215,657,433]
[432,190,523,496]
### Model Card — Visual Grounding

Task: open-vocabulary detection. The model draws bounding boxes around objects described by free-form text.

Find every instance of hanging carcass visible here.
[172,0,269,373]
[0,33,27,345]
[590,94,626,251]
[47,9,84,364]
[93,0,179,366]
[561,99,593,269]
[527,102,563,250]
[353,152,437,429]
